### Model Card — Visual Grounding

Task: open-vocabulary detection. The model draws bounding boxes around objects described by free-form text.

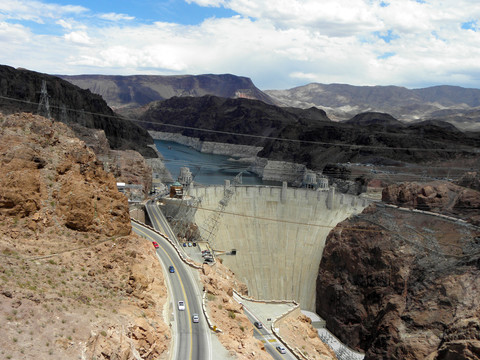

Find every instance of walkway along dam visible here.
[188,183,369,311]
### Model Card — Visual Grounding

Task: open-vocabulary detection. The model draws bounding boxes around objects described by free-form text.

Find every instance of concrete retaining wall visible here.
[189,185,368,311]
[129,207,146,223]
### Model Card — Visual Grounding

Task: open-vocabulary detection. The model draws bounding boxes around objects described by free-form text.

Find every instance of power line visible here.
[166,200,479,228]
[1,93,479,154]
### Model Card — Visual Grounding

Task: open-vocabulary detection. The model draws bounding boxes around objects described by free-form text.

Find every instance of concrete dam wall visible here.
[189,184,369,311]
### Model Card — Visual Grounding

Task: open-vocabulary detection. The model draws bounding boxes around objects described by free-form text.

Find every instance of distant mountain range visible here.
[265,83,480,130]
[60,74,480,130]
[59,73,275,111]
[2,66,479,174]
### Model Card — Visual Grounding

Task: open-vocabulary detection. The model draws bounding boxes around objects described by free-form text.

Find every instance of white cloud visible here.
[2,0,480,89]
[56,19,72,29]
[0,0,87,23]
[98,13,135,22]
[0,21,32,43]
[64,30,91,45]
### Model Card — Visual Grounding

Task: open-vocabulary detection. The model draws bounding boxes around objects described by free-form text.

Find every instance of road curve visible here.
[132,221,210,360]
[241,305,296,360]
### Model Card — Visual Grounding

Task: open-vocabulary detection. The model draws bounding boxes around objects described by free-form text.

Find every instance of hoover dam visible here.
[188,182,369,311]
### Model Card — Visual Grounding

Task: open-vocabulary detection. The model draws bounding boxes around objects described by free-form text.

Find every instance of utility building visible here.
[169,181,184,198]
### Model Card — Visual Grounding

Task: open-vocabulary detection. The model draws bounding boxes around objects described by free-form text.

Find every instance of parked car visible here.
[169,265,175,273]
[276,346,286,354]
[152,241,159,249]
[177,301,185,311]
[254,321,263,329]
[192,314,199,323]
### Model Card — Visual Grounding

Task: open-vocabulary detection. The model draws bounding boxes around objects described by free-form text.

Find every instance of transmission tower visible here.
[202,171,243,244]
[37,80,51,119]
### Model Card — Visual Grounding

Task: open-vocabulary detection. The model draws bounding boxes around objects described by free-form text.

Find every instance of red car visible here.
[152,241,159,249]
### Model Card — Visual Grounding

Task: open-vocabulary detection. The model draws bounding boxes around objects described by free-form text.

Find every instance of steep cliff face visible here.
[0,112,170,359]
[316,200,480,360]
[0,65,156,158]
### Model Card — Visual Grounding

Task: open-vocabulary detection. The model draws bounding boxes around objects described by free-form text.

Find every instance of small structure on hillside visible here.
[169,181,184,198]
[116,182,126,193]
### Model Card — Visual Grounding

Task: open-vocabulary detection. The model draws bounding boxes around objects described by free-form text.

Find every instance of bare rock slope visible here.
[316,184,480,360]
[0,113,170,359]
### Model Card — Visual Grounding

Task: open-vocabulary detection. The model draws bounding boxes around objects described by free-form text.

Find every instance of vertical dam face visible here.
[190,185,368,311]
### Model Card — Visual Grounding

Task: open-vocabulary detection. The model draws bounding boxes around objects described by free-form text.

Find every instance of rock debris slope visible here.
[0,112,170,360]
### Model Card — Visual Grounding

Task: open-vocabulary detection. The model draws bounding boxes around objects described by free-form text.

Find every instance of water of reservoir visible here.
[154,140,279,186]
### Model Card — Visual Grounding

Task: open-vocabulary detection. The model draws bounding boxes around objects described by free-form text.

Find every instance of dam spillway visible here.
[189,184,369,311]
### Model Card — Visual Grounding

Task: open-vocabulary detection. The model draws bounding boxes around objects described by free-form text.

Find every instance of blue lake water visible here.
[154,140,279,186]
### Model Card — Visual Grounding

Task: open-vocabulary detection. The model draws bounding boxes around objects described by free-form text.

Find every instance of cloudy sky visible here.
[1,0,480,90]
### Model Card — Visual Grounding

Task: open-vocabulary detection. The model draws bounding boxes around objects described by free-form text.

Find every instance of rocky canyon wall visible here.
[316,200,480,360]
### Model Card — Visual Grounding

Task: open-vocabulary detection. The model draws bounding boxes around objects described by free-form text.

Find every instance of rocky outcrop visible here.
[0,64,157,158]
[382,181,480,225]
[455,171,480,192]
[0,112,131,235]
[73,125,168,198]
[279,315,338,360]
[201,262,273,360]
[0,112,170,360]
[140,93,479,173]
[316,203,480,360]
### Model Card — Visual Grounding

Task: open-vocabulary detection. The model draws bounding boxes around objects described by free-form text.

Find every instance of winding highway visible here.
[145,200,178,242]
[132,220,210,360]
[138,199,297,360]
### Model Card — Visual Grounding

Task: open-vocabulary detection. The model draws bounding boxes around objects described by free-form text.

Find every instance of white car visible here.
[276,346,286,354]
[178,301,185,311]
[192,314,199,323]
